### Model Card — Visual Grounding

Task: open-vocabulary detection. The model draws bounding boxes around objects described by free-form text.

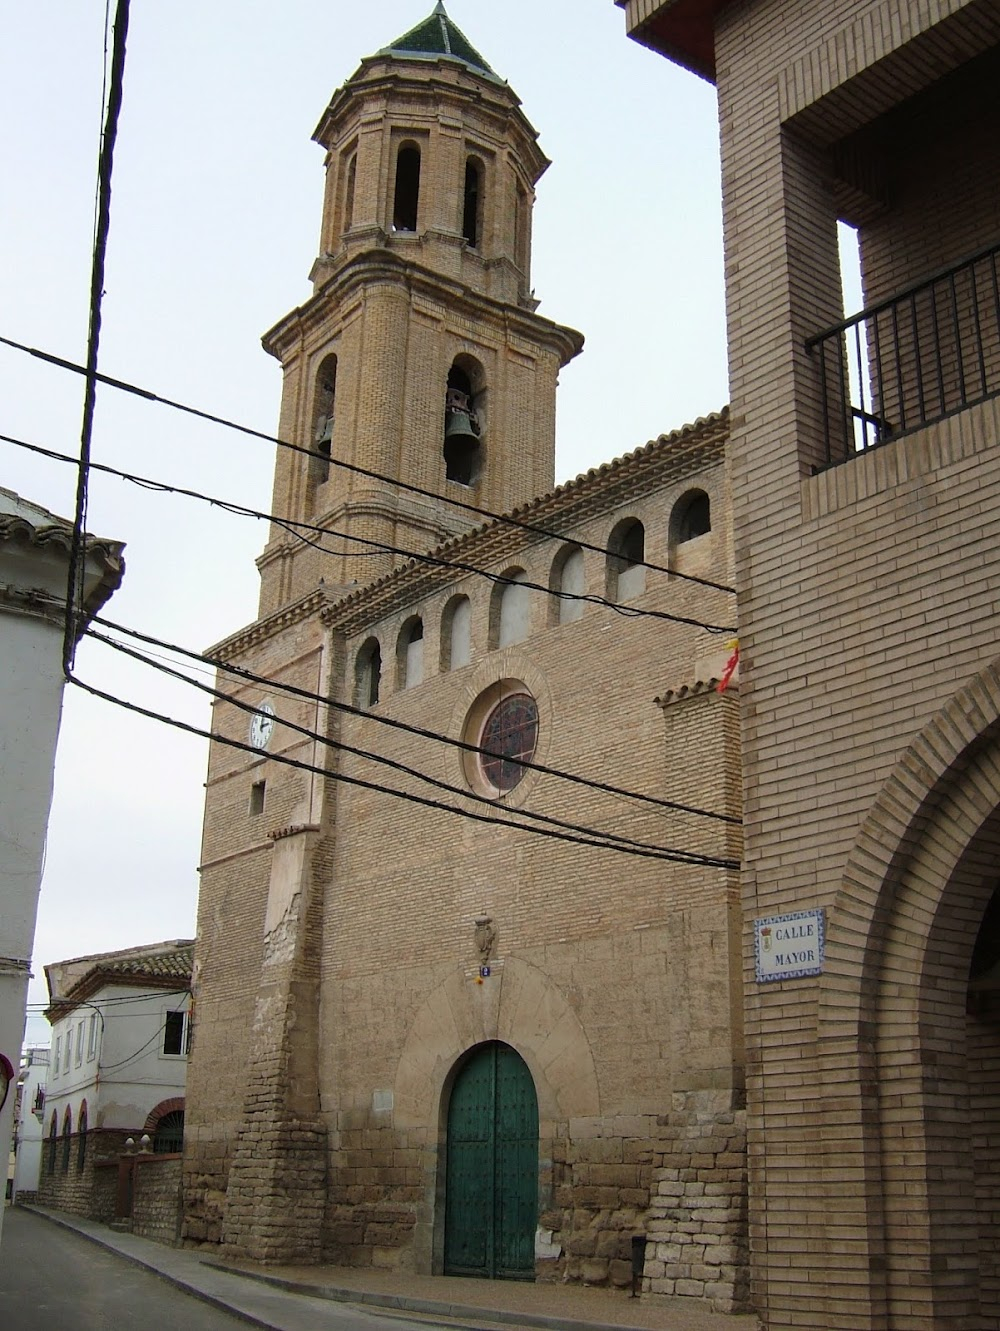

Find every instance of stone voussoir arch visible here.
[393,954,600,1131]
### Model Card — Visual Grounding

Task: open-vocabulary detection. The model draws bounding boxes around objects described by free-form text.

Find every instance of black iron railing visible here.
[807,239,1000,466]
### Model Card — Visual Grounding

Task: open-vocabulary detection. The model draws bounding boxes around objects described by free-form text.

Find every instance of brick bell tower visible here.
[256,2,583,618]
[185,6,581,1265]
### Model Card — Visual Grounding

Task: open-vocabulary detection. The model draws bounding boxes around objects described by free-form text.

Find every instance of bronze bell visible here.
[315,412,334,447]
[444,387,480,443]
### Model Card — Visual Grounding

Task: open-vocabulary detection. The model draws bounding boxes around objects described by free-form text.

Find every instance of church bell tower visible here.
[257,3,583,617]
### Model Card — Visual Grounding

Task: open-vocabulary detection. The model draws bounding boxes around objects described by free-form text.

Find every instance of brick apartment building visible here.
[620,1,1000,1328]
[182,3,747,1309]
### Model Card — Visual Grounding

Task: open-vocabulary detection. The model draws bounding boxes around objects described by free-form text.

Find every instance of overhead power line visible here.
[67,667,739,869]
[2,431,736,634]
[93,612,740,827]
[90,624,729,865]
[0,334,735,595]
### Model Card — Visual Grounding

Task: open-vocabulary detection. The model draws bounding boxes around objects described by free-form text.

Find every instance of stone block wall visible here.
[539,1115,656,1289]
[644,1090,748,1313]
[132,1154,183,1245]
[182,1137,232,1246]
[36,1128,128,1220]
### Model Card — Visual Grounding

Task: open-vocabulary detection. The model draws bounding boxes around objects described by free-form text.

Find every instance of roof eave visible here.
[616,0,734,84]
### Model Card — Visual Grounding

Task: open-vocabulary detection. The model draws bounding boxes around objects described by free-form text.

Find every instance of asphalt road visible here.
[0,1207,253,1331]
[0,1208,451,1331]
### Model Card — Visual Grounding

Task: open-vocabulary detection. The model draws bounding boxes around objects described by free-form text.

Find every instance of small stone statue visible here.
[474,915,496,963]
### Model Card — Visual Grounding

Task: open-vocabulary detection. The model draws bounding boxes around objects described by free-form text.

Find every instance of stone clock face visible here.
[249,702,275,751]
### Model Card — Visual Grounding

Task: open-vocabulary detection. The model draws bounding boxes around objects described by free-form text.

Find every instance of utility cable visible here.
[28,988,191,1014]
[63,0,130,671]
[93,612,741,827]
[0,334,735,595]
[2,431,735,633]
[66,671,740,868]
[90,625,729,866]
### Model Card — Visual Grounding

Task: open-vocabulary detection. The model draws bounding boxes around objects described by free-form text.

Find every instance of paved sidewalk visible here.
[20,1205,760,1331]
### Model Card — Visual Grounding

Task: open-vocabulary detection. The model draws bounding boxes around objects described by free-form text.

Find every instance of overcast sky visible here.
[2,1,737,1045]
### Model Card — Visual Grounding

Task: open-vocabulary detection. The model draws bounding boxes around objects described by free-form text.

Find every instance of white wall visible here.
[0,492,122,1245]
[45,985,189,1136]
[12,1047,48,1199]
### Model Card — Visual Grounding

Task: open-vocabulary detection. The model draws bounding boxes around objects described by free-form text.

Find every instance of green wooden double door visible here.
[444,1042,538,1280]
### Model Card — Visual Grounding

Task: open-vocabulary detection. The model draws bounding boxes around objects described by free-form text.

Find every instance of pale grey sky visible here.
[2,1,734,1044]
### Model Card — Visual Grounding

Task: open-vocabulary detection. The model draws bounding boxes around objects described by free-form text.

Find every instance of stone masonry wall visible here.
[541,1116,656,1289]
[37,1129,128,1221]
[644,1090,748,1313]
[132,1154,183,1245]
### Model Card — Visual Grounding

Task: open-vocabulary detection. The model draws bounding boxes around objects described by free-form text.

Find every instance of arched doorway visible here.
[444,1042,537,1280]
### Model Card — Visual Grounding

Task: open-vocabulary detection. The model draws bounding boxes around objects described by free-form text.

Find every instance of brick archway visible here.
[144,1096,185,1134]
[815,658,1000,1327]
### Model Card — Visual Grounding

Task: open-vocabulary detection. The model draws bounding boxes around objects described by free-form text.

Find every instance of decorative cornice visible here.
[261,248,582,368]
[0,512,124,626]
[655,678,736,708]
[321,408,729,635]
[312,56,543,177]
[268,823,321,843]
[207,587,331,659]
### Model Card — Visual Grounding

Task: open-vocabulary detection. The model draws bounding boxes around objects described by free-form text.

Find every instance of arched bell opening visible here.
[463,156,484,249]
[310,354,338,491]
[393,142,421,233]
[444,357,484,486]
[440,1042,538,1280]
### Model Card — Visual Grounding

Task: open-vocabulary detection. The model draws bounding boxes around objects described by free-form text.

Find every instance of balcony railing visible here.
[807,239,1000,467]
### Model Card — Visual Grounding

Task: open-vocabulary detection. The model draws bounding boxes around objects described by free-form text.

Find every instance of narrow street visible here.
[0,1208,451,1331]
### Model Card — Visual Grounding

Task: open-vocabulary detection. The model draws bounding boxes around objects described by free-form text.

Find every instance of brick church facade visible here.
[182,5,747,1310]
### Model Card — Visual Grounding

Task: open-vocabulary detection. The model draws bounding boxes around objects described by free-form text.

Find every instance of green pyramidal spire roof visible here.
[381,2,496,77]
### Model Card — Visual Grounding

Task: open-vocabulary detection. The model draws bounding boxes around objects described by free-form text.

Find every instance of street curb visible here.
[205,1256,650,1331]
[19,1205,658,1331]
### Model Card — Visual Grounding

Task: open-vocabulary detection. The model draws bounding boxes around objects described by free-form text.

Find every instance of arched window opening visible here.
[489,569,531,649]
[77,1101,88,1171]
[311,355,337,487]
[393,143,420,232]
[672,489,711,543]
[355,638,382,709]
[550,545,585,625]
[463,157,483,248]
[607,518,646,602]
[444,361,483,486]
[48,1111,57,1175]
[397,617,424,689]
[343,154,357,234]
[61,1106,72,1173]
[441,595,472,671]
[153,1109,185,1154]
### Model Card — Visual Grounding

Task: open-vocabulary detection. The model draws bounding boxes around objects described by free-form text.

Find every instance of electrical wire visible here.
[90,624,729,865]
[94,612,740,826]
[63,0,130,673]
[27,988,191,1013]
[97,998,192,1073]
[66,668,739,869]
[1,432,737,633]
[0,334,735,595]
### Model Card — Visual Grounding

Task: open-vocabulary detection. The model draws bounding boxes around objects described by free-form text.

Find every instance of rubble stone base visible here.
[222,1115,327,1263]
